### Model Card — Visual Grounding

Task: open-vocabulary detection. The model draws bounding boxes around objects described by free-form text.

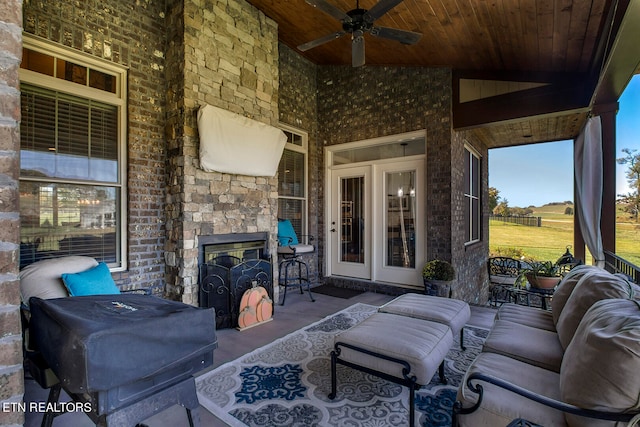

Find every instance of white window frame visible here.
[278,124,308,237]
[464,144,481,245]
[19,34,128,271]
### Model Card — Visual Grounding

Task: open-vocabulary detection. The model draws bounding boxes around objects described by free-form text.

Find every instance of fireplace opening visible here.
[198,232,269,265]
[198,233,273,329]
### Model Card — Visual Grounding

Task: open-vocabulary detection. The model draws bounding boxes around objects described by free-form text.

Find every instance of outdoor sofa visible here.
[454,264,640,426]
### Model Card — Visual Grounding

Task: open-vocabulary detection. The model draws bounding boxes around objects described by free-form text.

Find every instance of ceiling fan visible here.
[297,0,422,67]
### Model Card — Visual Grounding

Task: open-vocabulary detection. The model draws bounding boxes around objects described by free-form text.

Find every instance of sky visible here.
[489,74,640,207]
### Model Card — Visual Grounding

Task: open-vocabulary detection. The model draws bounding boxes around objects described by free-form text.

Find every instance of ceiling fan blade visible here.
[305,0,351,22]
[371,26,422,45]
[352,31,365,67]
[298,31,346,51]
[364,0,405,23]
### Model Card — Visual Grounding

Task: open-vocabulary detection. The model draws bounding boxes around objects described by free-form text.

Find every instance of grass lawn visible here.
[490,203,640,266]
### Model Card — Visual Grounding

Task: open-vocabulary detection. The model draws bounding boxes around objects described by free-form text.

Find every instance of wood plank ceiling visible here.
[246,0,619,148]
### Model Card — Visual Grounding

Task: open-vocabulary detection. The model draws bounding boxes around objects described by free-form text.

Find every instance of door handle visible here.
[330,228,336,232]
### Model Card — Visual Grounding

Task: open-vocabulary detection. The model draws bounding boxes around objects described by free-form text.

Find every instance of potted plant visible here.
[521,260,562,289]
[422,259,455,297]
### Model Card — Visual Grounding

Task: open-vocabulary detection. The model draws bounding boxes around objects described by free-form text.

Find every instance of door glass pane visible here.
[386,171,416,268]
[333,138,425,166]
[341,176,364,264]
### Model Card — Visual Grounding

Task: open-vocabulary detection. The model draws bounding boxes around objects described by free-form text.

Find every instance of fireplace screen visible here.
[199,257,273,329]
[198,234,273,329]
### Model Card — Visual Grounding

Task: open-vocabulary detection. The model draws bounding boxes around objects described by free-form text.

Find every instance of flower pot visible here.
[424,278,452,298]
[525,272,561,289]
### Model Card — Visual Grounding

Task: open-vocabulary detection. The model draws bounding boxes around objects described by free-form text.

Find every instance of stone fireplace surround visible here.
[163,0,282,307]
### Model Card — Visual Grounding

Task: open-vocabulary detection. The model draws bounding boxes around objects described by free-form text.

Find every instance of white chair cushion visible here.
[20,256,98,306]
[277,244,314,255]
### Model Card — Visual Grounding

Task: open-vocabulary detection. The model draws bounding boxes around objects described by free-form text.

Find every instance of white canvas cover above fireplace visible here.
[197,104,287,177]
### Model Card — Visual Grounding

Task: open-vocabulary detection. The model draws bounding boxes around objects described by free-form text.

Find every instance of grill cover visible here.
[29,294,217,393]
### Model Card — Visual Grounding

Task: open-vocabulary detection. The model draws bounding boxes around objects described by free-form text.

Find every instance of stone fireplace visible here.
[163,0,282,305]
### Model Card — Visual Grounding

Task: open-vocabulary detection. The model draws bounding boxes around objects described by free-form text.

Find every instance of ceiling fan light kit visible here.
[298,0,422,67]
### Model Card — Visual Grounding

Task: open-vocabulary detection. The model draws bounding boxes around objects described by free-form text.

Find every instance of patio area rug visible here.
[196,303,488,427]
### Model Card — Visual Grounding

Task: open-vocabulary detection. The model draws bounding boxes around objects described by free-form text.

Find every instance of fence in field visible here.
[489,215,542,227]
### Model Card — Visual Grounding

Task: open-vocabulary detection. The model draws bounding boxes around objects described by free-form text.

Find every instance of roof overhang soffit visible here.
[452,71,594,131]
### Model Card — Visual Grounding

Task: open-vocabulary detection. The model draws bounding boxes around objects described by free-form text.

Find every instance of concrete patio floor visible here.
[23,289,496,426]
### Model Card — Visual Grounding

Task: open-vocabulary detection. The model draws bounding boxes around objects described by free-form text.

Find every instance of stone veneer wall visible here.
[22,0,168,292]
[317,66,455,264]
[164,0,281,304]
[0,1,23,423]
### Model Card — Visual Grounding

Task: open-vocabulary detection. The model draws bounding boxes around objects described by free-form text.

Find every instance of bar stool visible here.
[277,219,315,305]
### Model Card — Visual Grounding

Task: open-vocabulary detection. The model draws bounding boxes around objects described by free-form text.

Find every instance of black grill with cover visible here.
[28,294,217,427]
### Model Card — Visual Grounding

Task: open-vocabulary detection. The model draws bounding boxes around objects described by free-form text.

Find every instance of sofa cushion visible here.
[496,303,555,331]
[560,299,640,427]
[20,256,99,306]
[555,270,634,349]
[550,264,597,325]
[456,352,566,427]
[482,320,564,372]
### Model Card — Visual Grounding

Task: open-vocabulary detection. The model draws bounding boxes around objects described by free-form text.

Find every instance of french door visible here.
[376,160,424,285]
[330,166,371,279]
[328,160,424,287]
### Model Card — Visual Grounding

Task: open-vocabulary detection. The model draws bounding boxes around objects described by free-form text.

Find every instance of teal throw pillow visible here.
[61,262,120,296]
[277,219,299,246]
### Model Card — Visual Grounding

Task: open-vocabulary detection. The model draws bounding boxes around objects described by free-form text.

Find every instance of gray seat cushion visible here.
[482,319,564,372]
[378,293,471,336]
[496,303,555,331]
[560,298,640,427]
[550,265,603,325]
[556,270,635,349]
[334,312,453,385]
[456,352,566,427]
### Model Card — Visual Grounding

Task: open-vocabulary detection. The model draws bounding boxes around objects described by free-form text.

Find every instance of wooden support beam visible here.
[452,72,593,130]
[595,103,619,254]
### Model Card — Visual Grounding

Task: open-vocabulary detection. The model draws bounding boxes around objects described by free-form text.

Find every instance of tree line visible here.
[489,187,573,216]
[618,148,640,221]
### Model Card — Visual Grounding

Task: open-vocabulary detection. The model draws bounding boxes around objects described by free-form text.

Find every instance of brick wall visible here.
[0,0,23,424]
[278,45,321,277]
[164,0,281,304]
[451,130,490,303]
[314,66,489,300]
[23,0,168,292]
[317,66,454,260]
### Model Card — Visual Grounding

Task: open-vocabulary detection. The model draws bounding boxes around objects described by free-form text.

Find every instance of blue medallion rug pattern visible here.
[196,303,487,427]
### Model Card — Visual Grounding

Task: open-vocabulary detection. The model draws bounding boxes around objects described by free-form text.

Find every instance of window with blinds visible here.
[278,127,308,239]
[19,35,126,270]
